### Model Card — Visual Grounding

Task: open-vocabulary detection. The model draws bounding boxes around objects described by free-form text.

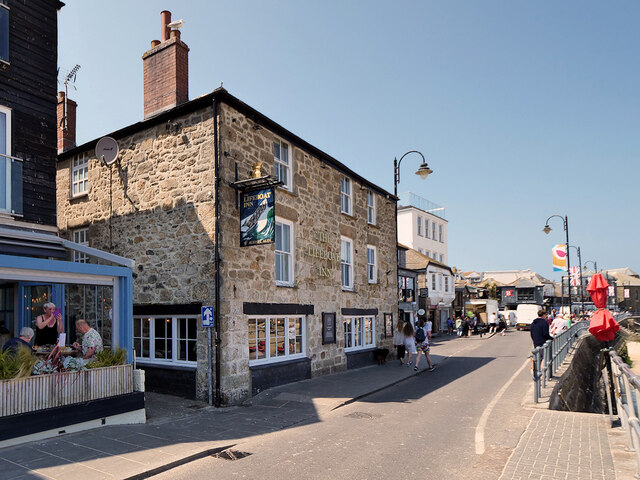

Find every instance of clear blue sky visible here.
[58,1,640,281]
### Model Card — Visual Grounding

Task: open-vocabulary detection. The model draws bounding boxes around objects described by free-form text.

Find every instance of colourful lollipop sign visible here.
[552,244,567,272]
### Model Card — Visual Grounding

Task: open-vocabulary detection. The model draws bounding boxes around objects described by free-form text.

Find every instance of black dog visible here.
[373,348,389,365]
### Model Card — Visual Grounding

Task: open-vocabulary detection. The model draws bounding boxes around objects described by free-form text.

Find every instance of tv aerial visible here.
[96,136,119,166]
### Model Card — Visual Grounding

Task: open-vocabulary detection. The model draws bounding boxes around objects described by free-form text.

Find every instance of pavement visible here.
[0,332,636,480]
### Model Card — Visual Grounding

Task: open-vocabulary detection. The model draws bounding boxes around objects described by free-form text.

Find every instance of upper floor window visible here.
[248,316,305,364]
[417,216,422,236]
[134,315,198,365]
[398,276,415,302]
[366,190,376,225]
[340,177,352,215]
[432,273,437,291]
[71,154,89,197]
[439,224,444,242]
[444,276,450,293]
[425,250,430,258]
[72,228,89,263]
[432,222,437,240]
[439,254,444,263]
[341,236,353,290]
[367,245,377,284]
[425,218,430,238]
[0,105,21,215]
[273,140,291,190]
[275,218,294,286]
[0,4,8,64]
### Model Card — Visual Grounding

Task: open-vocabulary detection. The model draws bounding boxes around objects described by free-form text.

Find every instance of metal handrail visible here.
[608,350,640,477]
[0,152,24,162]
[532,321,588,402]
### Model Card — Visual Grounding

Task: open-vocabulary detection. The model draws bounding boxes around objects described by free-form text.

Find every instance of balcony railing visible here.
[398,192,446,220]
[0,152,23,216]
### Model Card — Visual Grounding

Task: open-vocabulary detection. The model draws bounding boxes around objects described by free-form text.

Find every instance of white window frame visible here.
[340,177,352,215]
[275,217,294,286]
[0,105,12,213]
[343,315,376,352]
[273,139,291,191]
[439,224,444,242]
[133,315,198,366]
[71,153,89,197]
[425,250,430,258]
[72,228,89,263]
[440,254,444,263]
[432,273,437,291]
[444,276,450,293]
[367,245,377,284]
[432,222,437,240]
[248,315,306,365]
[425,218,430,238]
[417,216,422,236]
[366,190,376,225]
[341,236,354,290]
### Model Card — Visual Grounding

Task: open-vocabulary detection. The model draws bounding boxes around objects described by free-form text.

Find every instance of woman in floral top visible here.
[72,319,103,359]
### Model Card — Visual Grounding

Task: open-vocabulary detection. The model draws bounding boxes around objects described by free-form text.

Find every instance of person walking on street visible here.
[455,316,463,337]
[488,312,497,334]
[414,320,435,372]
[531,310,552,348]
[447,317,454,335]
[402,321,417,367]
[393,318,406,365]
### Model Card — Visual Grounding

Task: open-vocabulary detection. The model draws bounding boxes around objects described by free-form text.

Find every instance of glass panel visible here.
[354,317,362,346]
[142,339,149,357]
[273,142,280,160]
[134,338,141,356]
[248,318,257,360]
[275,223,282,250]
[365,317,373,345]
[0,8,7,63]
[134,318,141,337]
[344,318,352,348]
[188,317,197,340]
[281,143,289,165]
[178,339,187,361]
[179,317,186,339]
[187,340,196,361]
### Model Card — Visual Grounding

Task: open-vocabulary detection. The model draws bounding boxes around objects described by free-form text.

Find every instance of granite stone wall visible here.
[57,101,397,404]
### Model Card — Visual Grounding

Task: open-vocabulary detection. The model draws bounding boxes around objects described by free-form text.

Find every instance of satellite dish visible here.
[418,309,426,316]
[96,136,119,166]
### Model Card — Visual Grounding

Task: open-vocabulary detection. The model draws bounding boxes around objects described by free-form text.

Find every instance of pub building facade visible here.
[56,11,398,405]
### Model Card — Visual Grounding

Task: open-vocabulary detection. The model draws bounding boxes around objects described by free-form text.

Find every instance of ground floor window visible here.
[248,316,305,364]
[133,315,197,365]
[343,315,375,351]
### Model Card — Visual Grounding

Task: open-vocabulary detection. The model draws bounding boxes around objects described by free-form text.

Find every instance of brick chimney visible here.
[57,91,76,153]
[142,10,189,119]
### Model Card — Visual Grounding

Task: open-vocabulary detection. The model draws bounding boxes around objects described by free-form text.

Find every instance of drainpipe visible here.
[213,97,222,407]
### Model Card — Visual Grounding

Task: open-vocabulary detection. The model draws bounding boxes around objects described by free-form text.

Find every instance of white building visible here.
[397,192,448,265]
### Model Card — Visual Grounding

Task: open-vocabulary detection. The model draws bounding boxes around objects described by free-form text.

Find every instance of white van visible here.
[515,304,542,330]
[500,310,516,327]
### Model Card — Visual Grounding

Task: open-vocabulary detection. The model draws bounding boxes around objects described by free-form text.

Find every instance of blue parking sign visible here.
[201,306,214,327]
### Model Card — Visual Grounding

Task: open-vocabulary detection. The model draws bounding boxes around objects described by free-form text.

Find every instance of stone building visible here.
[56,11,397,404]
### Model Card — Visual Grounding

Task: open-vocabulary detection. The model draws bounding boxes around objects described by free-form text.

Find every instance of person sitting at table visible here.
[34,302,63,346]
[2,327,34,354]
[72,319,103,359]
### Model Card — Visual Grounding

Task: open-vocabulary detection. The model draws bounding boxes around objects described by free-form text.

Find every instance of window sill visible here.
[344,345,377,354]
[340,211,353,218]
[342,287,355,292]
[70,193,89,202]
[249,354,308,368]
[135,359,197,371]
[276,282,295,288]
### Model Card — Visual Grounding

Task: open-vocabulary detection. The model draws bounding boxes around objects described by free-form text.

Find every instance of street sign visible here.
[201,306,214,327]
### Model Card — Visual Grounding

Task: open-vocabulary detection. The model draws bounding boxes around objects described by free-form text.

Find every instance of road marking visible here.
[475,358,529,455]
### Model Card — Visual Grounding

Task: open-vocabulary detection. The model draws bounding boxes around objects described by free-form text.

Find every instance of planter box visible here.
[0,364,133,417]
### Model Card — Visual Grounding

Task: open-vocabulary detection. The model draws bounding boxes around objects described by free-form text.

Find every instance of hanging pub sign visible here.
[240,188,275,247]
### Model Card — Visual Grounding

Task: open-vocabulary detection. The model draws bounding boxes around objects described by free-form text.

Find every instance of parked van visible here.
[500,310,517,327]
[515,304,542,330]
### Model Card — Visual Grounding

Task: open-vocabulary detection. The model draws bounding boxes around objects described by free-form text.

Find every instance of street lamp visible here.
[393,150,433,198]
[543,214,572,313]
[583,260,598,273]
[567,245,584,314]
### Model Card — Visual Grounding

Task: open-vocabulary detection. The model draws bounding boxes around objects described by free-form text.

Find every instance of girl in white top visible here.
[402,321,417,366]
[393,318,406,365]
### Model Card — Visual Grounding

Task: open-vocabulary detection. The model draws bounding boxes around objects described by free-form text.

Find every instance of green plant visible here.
[0,346,38,380]
[86,348,127,369]
[618,342,633,367]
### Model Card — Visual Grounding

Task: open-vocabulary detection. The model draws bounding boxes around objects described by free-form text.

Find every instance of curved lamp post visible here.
[393,150,433,198]
[583,260,598,273]
[543,214,572,313]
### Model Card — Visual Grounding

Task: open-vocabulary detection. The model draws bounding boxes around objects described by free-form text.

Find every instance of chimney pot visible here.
[161,10,171,42]
[170,30,180,40]
[151,39,160,48]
